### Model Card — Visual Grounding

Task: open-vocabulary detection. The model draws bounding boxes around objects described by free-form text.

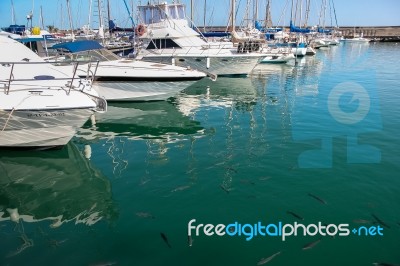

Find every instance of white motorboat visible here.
[50,41,207,101]
[341,37,370,43]
[341,33,370,43]
[0,36,106,149]
[135,2,268,76]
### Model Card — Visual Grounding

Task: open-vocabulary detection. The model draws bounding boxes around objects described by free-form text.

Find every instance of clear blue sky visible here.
[1,0,399,30]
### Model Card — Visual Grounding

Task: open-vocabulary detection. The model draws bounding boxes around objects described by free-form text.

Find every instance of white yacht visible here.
[341,33,370,43]
[135,2,267,76]
[50,41,206,101]
[0,36,106,149]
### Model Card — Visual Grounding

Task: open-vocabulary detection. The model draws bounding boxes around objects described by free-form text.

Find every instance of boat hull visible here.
[0,108,94,148]
[91,79,201,101]
[291,47,307,56]
[141,55,261,76]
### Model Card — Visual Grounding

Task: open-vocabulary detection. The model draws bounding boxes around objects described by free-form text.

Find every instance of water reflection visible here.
[0,143,116,227]
[76,101,205,177]
[178,77,259,116]
[78,101,204,140]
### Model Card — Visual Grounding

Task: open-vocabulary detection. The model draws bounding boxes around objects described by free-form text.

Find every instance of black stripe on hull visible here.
[80,76,205,82]
[0,145,64,151]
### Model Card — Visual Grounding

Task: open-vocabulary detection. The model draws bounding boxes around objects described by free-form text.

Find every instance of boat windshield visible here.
[64,49,120,62]
[138,4,185,24]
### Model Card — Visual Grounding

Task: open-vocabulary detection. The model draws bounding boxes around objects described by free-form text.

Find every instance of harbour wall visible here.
[200,26,400,41]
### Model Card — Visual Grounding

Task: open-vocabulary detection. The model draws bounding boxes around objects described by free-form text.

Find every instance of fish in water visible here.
[220,184,231,194]
[171,185,190,192]
[135,212,155,219]
[89,261,118,266]
[187,235,193,247]
[287,211,304,221]
[372,263,400,266]
[258,176,271,181]
[302,238,322,250]
[256,251,281,265]
[353,219,372,224]
[371,214,390,229]
[225,166,238,173]
[160,233,172,248]
[307,193,327,204]
[240,179,256,185]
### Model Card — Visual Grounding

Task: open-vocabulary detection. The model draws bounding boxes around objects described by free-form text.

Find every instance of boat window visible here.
[177,5,185,19]
[167,6,178,19]
[139,4,184,23]
[146,39,181,49]
[167,5,185,19]
[34,75,55,80]
[139,6,166,24]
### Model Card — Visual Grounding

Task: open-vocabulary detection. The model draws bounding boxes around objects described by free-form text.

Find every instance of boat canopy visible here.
[317,27,332,33]
[138,3,186,24]
[1,24,25,35]
[52,40,103,53]
[289,21,312,33]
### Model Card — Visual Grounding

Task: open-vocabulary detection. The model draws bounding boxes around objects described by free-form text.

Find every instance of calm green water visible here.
[1,43,399,266]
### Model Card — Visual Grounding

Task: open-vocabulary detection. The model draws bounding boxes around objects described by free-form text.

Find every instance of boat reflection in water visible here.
[76,101,205,177]
[177,76,261,116]
[78,101,204,141]
[0,142,117,258]
[0,143,116,226]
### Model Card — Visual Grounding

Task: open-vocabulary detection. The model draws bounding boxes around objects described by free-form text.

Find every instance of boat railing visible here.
[0,61,99,95]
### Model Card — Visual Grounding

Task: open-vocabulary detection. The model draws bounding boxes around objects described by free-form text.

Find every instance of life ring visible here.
[135,24,147,37]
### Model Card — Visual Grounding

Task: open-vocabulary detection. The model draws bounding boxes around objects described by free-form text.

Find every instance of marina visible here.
[0,0,399,265]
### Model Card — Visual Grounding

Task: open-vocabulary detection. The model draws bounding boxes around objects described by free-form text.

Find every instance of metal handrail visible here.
[68,62,79,95]
[91,61,100,83]
[6,64,14,95]
[1,61,97,95]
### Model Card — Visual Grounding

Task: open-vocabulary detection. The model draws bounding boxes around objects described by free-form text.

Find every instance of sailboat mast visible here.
[265,0,272,29]
[88,0,93,31]
[97,0,103,29]
[61,3,63,30]
[254,0,258,23]
[11,0,16,25]
[203,0,206,32]
[231,0,235,31]
[290,0,294,24]
[191,0,194,27]
[122,0,135,27]
[303,0,310,27]
[107,0,111,35]
[40,6,49,57]
[66,0,75,39]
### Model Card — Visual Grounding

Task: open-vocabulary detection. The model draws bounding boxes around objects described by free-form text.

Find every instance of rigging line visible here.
[1,108,16,132]
[276,0,290,28]
[1,93,34,132]
[331,0,338,27]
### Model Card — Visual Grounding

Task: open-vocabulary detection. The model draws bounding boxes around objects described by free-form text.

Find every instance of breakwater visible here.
[201,25,400,42]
